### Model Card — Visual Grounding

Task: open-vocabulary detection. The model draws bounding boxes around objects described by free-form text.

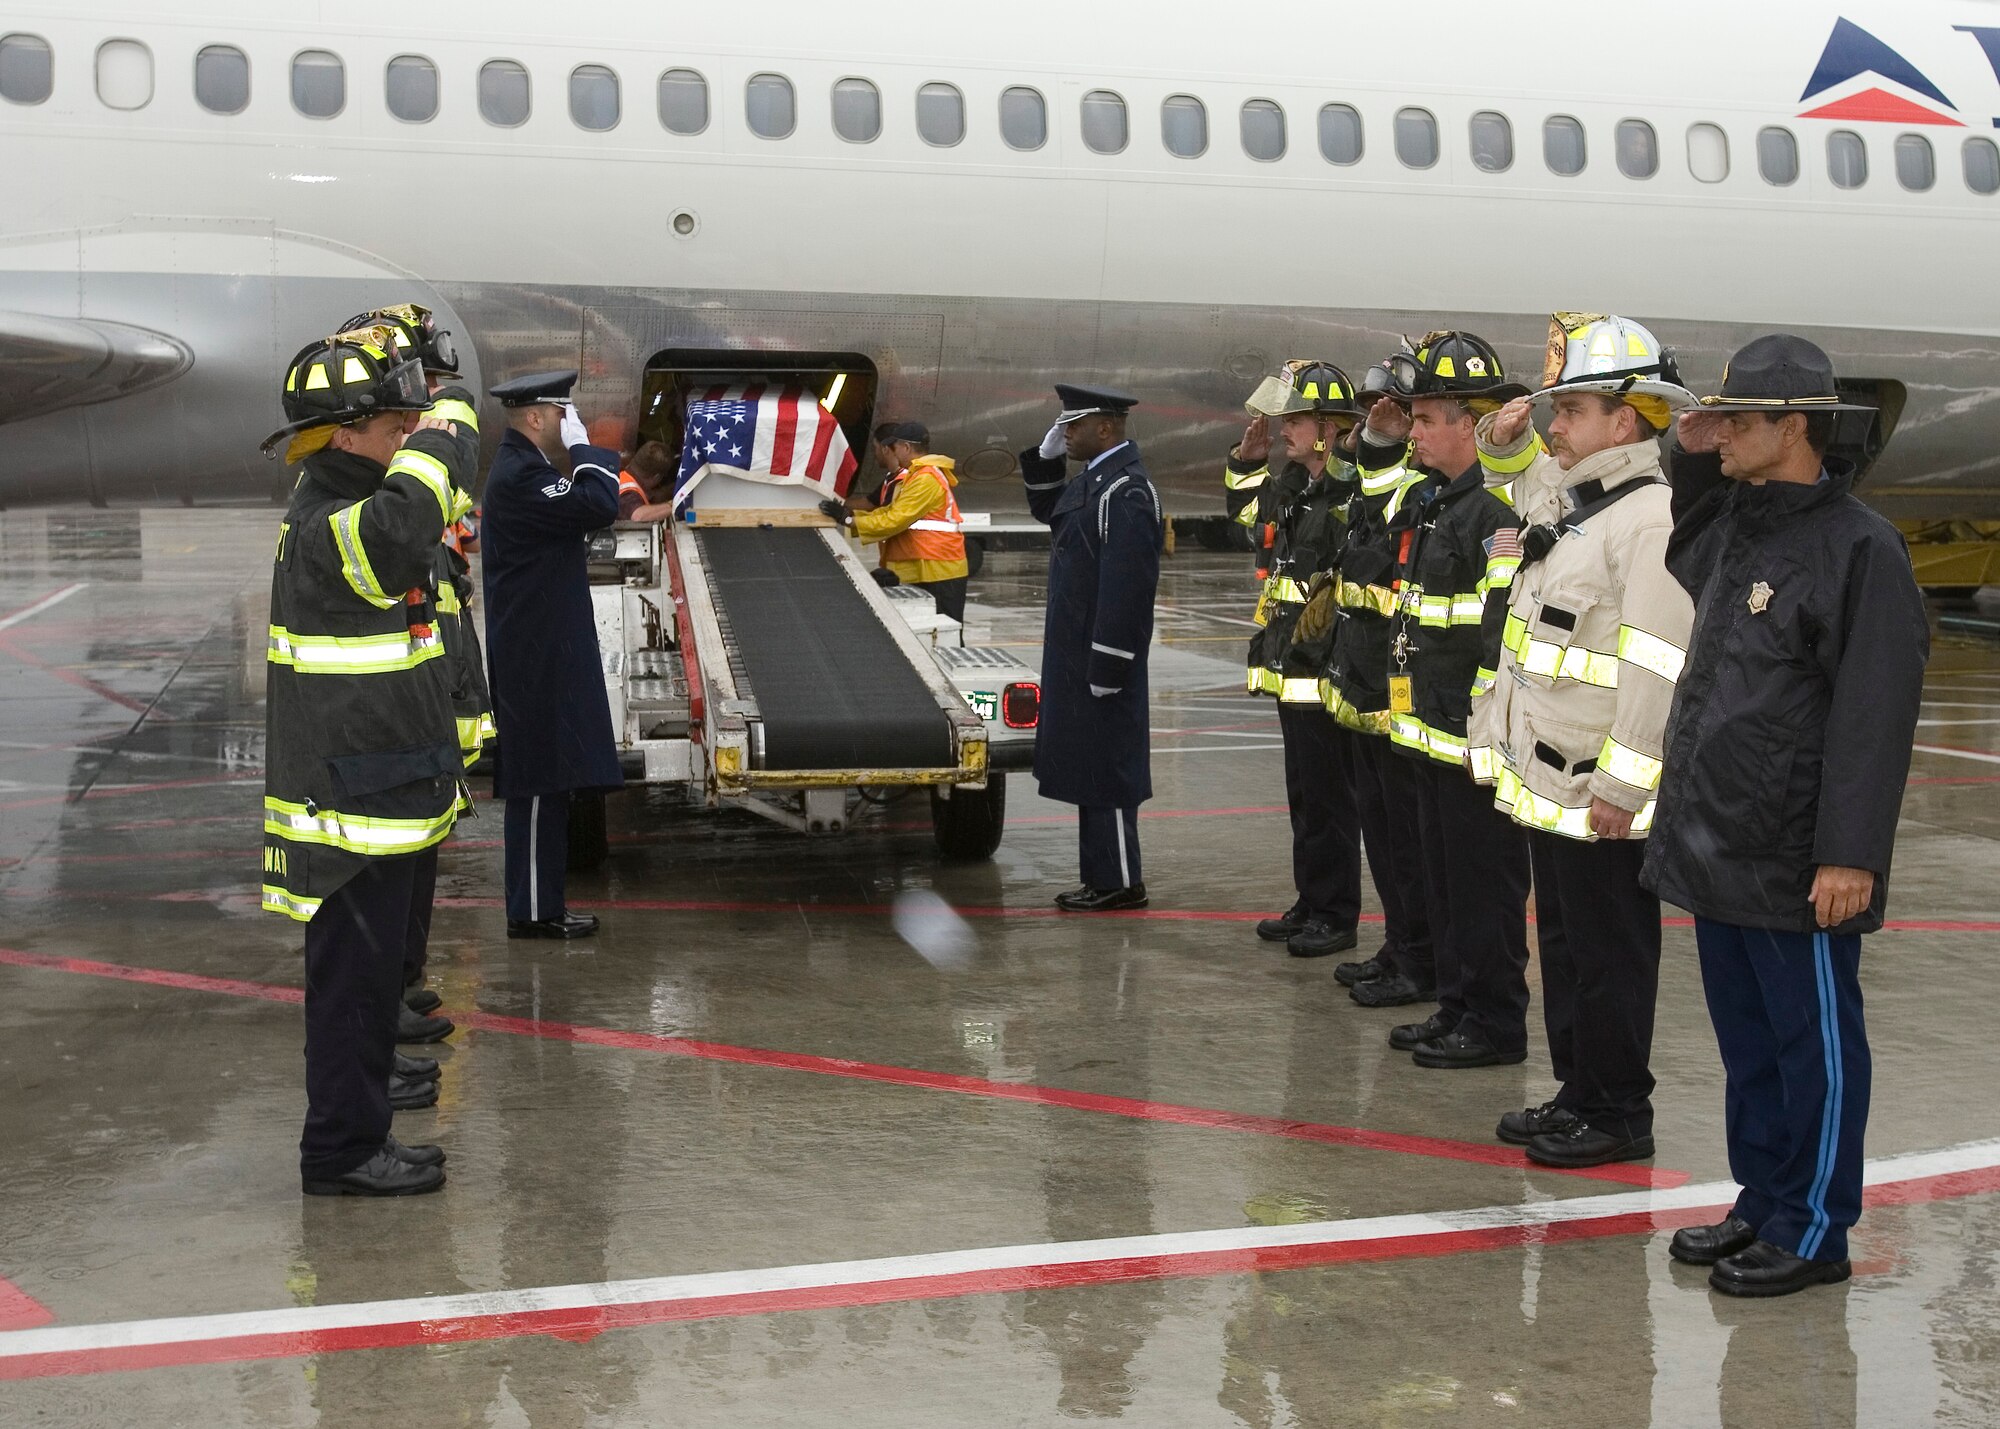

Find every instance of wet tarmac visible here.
[0,508,1997,1426]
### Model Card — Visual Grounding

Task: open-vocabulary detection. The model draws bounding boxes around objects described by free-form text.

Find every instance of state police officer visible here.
[480,371,624,938]
[1020,385,1162,910]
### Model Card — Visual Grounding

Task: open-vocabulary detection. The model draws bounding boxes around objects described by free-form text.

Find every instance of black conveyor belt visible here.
[700,528,956,771]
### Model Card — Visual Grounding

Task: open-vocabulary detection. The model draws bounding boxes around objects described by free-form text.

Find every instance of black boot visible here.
[1526,1120,1655,1168]
[1053,884,1149,912]
[1286,920,1358,959]
[507,912,601,939]
[1668,1215,1758,1266]
[1709,1241,1851,1298]
[1333,953,1385,987]
[1496,1100,1577,1147]
[404,987,442,1015]
[1255,900,1310,943]
[384,1135,447,1168]
[1350,973,1433,1008]
[302,1146,446,1197]
[1411,1032,1526,1069]
[397,1004,454,1044]
[394,1051,440,1080]
[389,1073,439,1110]
[1388,1011,1456,1051]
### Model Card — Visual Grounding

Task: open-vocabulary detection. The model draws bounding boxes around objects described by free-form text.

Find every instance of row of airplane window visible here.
[7,33,2000,197]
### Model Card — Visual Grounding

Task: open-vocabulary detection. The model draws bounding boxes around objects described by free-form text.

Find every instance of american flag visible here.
[1483,526,1523,561]
[675,383,858,504]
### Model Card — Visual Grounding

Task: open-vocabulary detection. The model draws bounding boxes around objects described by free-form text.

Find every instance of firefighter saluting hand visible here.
[260,328,466,1196]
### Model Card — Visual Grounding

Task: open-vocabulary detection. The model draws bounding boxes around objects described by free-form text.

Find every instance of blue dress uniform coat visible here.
[480,428,624,799]
[1019,440,1162,808]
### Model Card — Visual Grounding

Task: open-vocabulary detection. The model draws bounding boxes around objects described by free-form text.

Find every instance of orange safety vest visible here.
[878,460,967,570]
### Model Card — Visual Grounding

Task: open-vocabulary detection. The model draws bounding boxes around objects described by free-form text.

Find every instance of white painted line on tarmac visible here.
[1154,743,1285,755]
[1912,743,2000,766]
[1,1138,1994,1368]
[0,584,85,634]
[1915,718,2000,728]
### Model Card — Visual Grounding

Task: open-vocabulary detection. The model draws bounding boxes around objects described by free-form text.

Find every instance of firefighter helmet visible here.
[261,326,435,456]
[1244,359,1364,420]
[1392,330,1529,404]
[339,302,460,377]
[1533,312,1694,427]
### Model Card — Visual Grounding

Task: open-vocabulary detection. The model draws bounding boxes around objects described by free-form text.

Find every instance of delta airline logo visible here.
[1798,18,1965,126]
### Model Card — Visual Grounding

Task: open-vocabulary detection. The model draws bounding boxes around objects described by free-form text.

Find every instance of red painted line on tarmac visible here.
[9,1164,2000,1381]
[0,775,259,813]
[0,636,152,715]
[0,1279,53,1333]
[0,948,1676,1189]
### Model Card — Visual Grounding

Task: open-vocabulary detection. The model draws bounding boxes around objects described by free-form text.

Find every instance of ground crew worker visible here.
[258,328,461,1196]
[820,421,971,621]
[1224,361,1365,958]
[1371,332,1536,1069]
[1644,334,1928,1297]
[481,370,625,940]
[1020,384,1162,911]
[342,304,486,1049]
[619,441,676,520]
[1307,360,1437,1008]
[1468,314,1697,1168]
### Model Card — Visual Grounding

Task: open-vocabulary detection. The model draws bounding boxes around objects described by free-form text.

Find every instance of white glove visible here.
[1089,684,1120,698]
[559,403,588,449]
[1038,421,1068,460]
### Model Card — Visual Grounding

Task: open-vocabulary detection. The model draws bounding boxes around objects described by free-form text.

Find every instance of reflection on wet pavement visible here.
[0,510,1996,1426]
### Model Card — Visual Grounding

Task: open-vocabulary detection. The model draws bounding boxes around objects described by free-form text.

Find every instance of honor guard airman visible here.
[1469,314,1697,1168]
[480,370,625,940]
[1645,335,1929,1296]
[1223,361,1366,958]
[1019,384,1162,911]
[260,328,464,1195]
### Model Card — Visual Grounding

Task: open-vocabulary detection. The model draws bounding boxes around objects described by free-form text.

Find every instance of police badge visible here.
[1747,581,1773,615]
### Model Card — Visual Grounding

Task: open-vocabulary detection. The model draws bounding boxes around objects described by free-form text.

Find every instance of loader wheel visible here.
[931,775,1006,861]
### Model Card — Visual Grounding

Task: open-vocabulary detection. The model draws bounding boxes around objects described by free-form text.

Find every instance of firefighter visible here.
[1645,334,1928,1297]
[259,329,463,1195]
[1019,384,1161,911]
[1225,361,1365,958]
[1302,359,1438,1006]
[481,371,625,940]
[1467,314,1698,1167]
[1374,332,1536,1069]
[819,421,971,621]
[342,304,487,1045]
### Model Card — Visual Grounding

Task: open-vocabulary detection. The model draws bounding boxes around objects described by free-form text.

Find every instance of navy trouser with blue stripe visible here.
[1078,805,1142,890]
[504,791,570,923]
[1694,918,1872,1262]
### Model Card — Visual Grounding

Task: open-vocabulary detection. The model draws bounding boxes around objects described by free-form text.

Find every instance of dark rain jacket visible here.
[424,386,496,759]
[263,442,465,921]
[480,428,624,799]
[1318,437,1422,735]
[1239,460,1354,701]
[1385,462,1521,766]
[1021,439,1162,808]
[1640,451,1930,933]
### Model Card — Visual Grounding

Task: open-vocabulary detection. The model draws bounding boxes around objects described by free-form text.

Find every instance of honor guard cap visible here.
[490,369,580,408]
[1053,383,1139,424]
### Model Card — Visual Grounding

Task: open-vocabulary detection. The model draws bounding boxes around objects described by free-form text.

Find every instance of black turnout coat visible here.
[1640,451,1930,933]
[1020,440,1163,808]
[480,428,624,799]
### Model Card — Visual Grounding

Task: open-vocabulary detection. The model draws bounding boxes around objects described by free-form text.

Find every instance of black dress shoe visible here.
[394,1051,440,1080]
[389,1073,439,1111]
[1526,1120,1655,1168]
[1412,1032,1527,1069]
[1351,973,1434,1008]
[1255,901,1309,942]
[1496,1099,1578,1146]
[397,1005,454,1043]
[1709,1240,1852,1298]
[507,912,601,939]
[1053,884,1149,912]
[1334,954,1385,987]
[404,987,442,1015]
[1669,1215,1758,1266]
[302,1146,446,1197]
[385,1135,447,1168]
[1389,1011,1456,1051]
[1286,920,1358,958]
